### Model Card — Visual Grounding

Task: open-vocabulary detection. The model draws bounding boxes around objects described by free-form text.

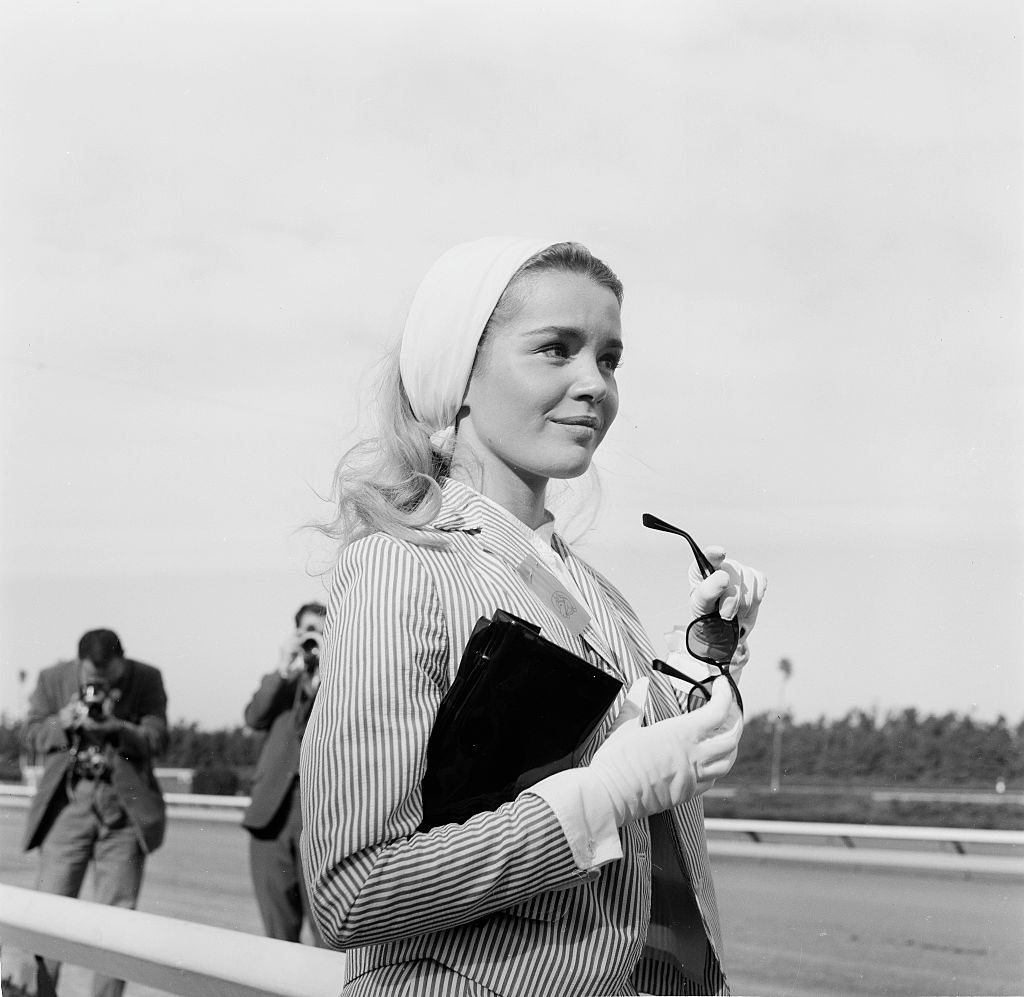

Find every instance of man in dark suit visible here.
[21,628,168,997]
[242,601,325,944]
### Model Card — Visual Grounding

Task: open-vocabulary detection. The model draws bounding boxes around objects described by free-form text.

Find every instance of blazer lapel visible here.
[556,543,650,687]
[437,480,632,683]
[480,528,617,671]
[573,606,623,676]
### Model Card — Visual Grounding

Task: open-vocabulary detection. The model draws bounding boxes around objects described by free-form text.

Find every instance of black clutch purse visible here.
[418,609,623,832]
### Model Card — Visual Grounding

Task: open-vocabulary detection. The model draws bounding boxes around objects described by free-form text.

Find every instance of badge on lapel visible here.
[516,553,592,638]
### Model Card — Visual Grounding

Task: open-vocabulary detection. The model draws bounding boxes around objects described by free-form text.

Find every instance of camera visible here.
[80,679,109,721]
[74,743,110,777]
[300,634,320,673]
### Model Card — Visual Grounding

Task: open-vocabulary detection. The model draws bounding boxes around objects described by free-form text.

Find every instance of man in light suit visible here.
[242,601,326,944]
[21,628,168,997]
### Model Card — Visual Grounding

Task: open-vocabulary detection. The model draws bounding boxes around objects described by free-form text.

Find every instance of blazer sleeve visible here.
[299,533,592,951]
[243,672,297,730]
[23,669,70,756]
[116,666,169,761]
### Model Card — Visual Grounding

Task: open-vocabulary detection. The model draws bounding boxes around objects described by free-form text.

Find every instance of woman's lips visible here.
[551,416,601,441]
[551,416,601,430]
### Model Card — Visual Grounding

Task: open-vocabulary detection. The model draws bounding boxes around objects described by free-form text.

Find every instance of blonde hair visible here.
[318,242,623,551]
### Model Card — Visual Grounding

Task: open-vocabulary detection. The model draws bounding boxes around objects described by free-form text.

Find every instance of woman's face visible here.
[457,270,623,497]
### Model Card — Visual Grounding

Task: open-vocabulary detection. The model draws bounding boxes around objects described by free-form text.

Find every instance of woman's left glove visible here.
[687,549,767,681]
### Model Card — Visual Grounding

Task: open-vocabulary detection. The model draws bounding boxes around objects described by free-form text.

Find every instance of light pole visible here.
[770,657,792,792]
[17,668,32,774]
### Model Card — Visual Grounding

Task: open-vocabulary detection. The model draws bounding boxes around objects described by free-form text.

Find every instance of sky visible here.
[1,1,1021,731]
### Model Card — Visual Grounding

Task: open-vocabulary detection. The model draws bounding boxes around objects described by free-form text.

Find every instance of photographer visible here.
[21,628,168,997]
[242,601,326,945]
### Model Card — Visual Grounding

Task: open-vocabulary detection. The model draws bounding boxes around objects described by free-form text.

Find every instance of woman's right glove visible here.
[587,676,741,825]
[525,676,742,868]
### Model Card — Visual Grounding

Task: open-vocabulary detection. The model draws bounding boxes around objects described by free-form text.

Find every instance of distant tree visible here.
[0,717,24,781]
[731,714,773,781]
[163,721,261,768]
[0,708,1021,790]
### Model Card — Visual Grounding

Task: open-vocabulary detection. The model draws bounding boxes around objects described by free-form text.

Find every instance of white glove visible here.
[527,677,742,867]
[687,548,767,683]
[584,674,741,825]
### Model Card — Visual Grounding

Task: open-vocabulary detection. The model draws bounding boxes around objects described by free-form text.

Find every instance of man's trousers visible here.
[29,778,146,997]
[248,780,323,945]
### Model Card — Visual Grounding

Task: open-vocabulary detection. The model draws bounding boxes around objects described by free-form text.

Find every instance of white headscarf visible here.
[399,236,556,450]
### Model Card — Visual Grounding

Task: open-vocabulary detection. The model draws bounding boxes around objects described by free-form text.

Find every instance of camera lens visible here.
[81,680,108,719]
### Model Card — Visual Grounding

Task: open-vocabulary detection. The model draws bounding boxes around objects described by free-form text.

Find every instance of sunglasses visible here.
[642,513,743,715]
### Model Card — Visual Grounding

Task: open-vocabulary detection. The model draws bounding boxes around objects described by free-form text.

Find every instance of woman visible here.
[300,237,767,996]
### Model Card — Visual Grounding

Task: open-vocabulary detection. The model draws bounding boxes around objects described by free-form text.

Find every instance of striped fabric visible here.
[300,479,730,996]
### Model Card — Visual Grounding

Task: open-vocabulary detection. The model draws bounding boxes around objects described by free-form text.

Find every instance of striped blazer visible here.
[300,479,730,996]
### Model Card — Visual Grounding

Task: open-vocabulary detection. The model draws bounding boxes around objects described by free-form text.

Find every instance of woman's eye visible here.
[602,355,623,371]
[541,344,570,359]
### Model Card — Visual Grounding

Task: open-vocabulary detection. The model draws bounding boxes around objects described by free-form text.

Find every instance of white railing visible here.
[703,816,1024,877]
[3,783,1021,870]
[0,785,249,823]
[0,883,346,997]
[1,786,1021,996]
[704,816,1024,848]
